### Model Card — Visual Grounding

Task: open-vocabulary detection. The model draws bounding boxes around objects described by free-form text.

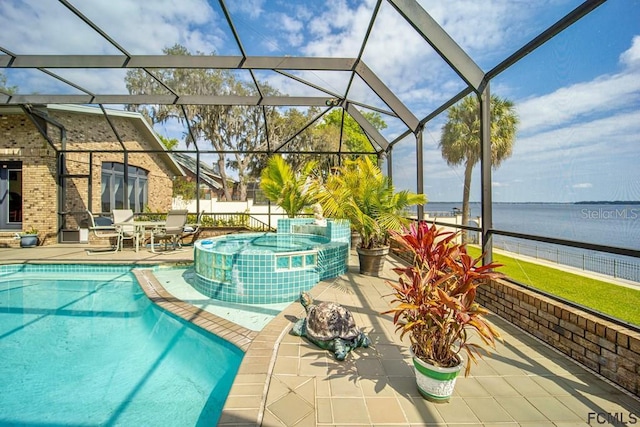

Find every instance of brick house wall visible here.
[0,114,57,245]
[0,107,177,247]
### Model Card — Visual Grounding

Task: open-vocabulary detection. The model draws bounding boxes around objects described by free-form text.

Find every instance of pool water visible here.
[0,266,243,426]
[200,233,328,253]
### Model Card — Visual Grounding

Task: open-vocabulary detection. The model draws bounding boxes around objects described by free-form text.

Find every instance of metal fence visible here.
[494,239,640,283]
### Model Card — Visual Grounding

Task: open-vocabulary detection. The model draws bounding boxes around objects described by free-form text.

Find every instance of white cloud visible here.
[514,110,640,161]
[620,35,640,69]
[516,71,640,134]
[279,14,304,33]
[418,0,518,53]
[83,0,224,54]
[572,183,593,189]
[0,0,225,56]
[516,35,640,135]
[49,69,132,94]
[227,0,266,20]
[0,0,117,54]
[303,1,372,57]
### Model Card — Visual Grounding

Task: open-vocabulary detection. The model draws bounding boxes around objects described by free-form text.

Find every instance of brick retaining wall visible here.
[477,279,640,397]
[390,246,639,397]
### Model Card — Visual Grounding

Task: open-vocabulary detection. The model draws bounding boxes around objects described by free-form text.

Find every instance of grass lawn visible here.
[467,247,640,326]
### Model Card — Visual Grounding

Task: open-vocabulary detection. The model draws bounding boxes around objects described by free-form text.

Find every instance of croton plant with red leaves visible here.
[383,221,504,376]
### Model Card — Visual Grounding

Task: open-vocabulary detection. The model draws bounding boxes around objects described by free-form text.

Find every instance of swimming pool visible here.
[193,218,350,304]
[0,264,243,426]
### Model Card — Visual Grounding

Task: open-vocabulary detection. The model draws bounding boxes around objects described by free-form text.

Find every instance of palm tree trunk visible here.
[461,158,474,244]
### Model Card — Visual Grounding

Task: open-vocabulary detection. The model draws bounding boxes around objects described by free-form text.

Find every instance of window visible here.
[0,162,22,230]
[101,162,148,213]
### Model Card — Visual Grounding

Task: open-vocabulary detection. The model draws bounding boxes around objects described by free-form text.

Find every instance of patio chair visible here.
[150,209,189,253]
[180,210,204,246]
[112,209,137,250]
[85,210,122,254]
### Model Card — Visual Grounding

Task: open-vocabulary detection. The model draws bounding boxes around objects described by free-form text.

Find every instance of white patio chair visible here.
[112,209,137,250]
[180,210,204,246]
[85,210,122,254]
[150,209,189,253]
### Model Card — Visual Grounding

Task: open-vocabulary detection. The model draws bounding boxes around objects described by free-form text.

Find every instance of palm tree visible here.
[259,155,318,218]
[439,94,519,242]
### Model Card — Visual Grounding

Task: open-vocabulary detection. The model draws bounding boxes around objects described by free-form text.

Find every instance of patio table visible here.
[115,220,166,252]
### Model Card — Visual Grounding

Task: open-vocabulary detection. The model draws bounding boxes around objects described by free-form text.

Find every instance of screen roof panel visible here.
[66,0,242,56]
[0,0,122,55]
[0,0,613,158]
[421,0,586,71]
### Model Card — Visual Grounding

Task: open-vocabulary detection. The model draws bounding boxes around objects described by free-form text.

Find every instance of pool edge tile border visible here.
[224,279,334,426]
[135,267,335,426]
[133,269,258,351]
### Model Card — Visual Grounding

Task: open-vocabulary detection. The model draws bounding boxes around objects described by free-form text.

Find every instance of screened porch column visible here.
[480,84,493,265]
[416,125,425,221]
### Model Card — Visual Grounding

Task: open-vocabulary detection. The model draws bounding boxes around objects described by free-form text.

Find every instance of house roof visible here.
[171,152,227,190]
[0,104,184,177]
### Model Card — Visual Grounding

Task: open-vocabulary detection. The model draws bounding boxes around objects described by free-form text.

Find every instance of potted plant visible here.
[314,156,426,276]
[19,228,39,248]
[383,221,504,401]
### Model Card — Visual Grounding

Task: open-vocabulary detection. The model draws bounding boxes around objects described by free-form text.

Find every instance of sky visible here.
[1,0,639,203]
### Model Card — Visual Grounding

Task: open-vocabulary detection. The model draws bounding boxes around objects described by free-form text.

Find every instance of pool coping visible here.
[134,267,309,425]
[133,269,259,351]
[135,267,344,425]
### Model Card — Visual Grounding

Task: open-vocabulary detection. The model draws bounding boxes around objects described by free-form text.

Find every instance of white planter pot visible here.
[411,349,463,402]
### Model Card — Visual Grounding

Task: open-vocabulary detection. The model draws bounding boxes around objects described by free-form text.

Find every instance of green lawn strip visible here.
[467,247,640,326]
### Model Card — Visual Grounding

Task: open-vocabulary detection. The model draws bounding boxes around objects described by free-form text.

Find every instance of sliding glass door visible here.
[1,162,22,230]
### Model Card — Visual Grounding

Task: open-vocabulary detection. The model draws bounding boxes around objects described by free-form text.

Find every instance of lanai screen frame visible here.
[2,0,637,264]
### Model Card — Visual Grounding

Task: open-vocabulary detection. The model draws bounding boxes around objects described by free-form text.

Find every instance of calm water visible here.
[200,232,329,253]
[0,267,243,426]
[426,202,640,251]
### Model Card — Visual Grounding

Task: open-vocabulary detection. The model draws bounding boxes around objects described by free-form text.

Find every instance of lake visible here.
[424,202,640,282]
[425,202,640,251]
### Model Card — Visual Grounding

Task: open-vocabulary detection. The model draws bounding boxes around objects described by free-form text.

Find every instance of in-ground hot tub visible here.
[193,219,350,304]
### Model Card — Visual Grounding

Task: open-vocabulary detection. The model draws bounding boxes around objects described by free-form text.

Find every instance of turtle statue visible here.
[291,292,370,360]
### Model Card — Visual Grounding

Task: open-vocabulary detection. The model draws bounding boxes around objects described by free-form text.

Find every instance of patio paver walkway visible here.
[225,254,640,426]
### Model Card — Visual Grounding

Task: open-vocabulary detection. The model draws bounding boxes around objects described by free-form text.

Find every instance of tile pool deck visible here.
[2,244,639,426]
